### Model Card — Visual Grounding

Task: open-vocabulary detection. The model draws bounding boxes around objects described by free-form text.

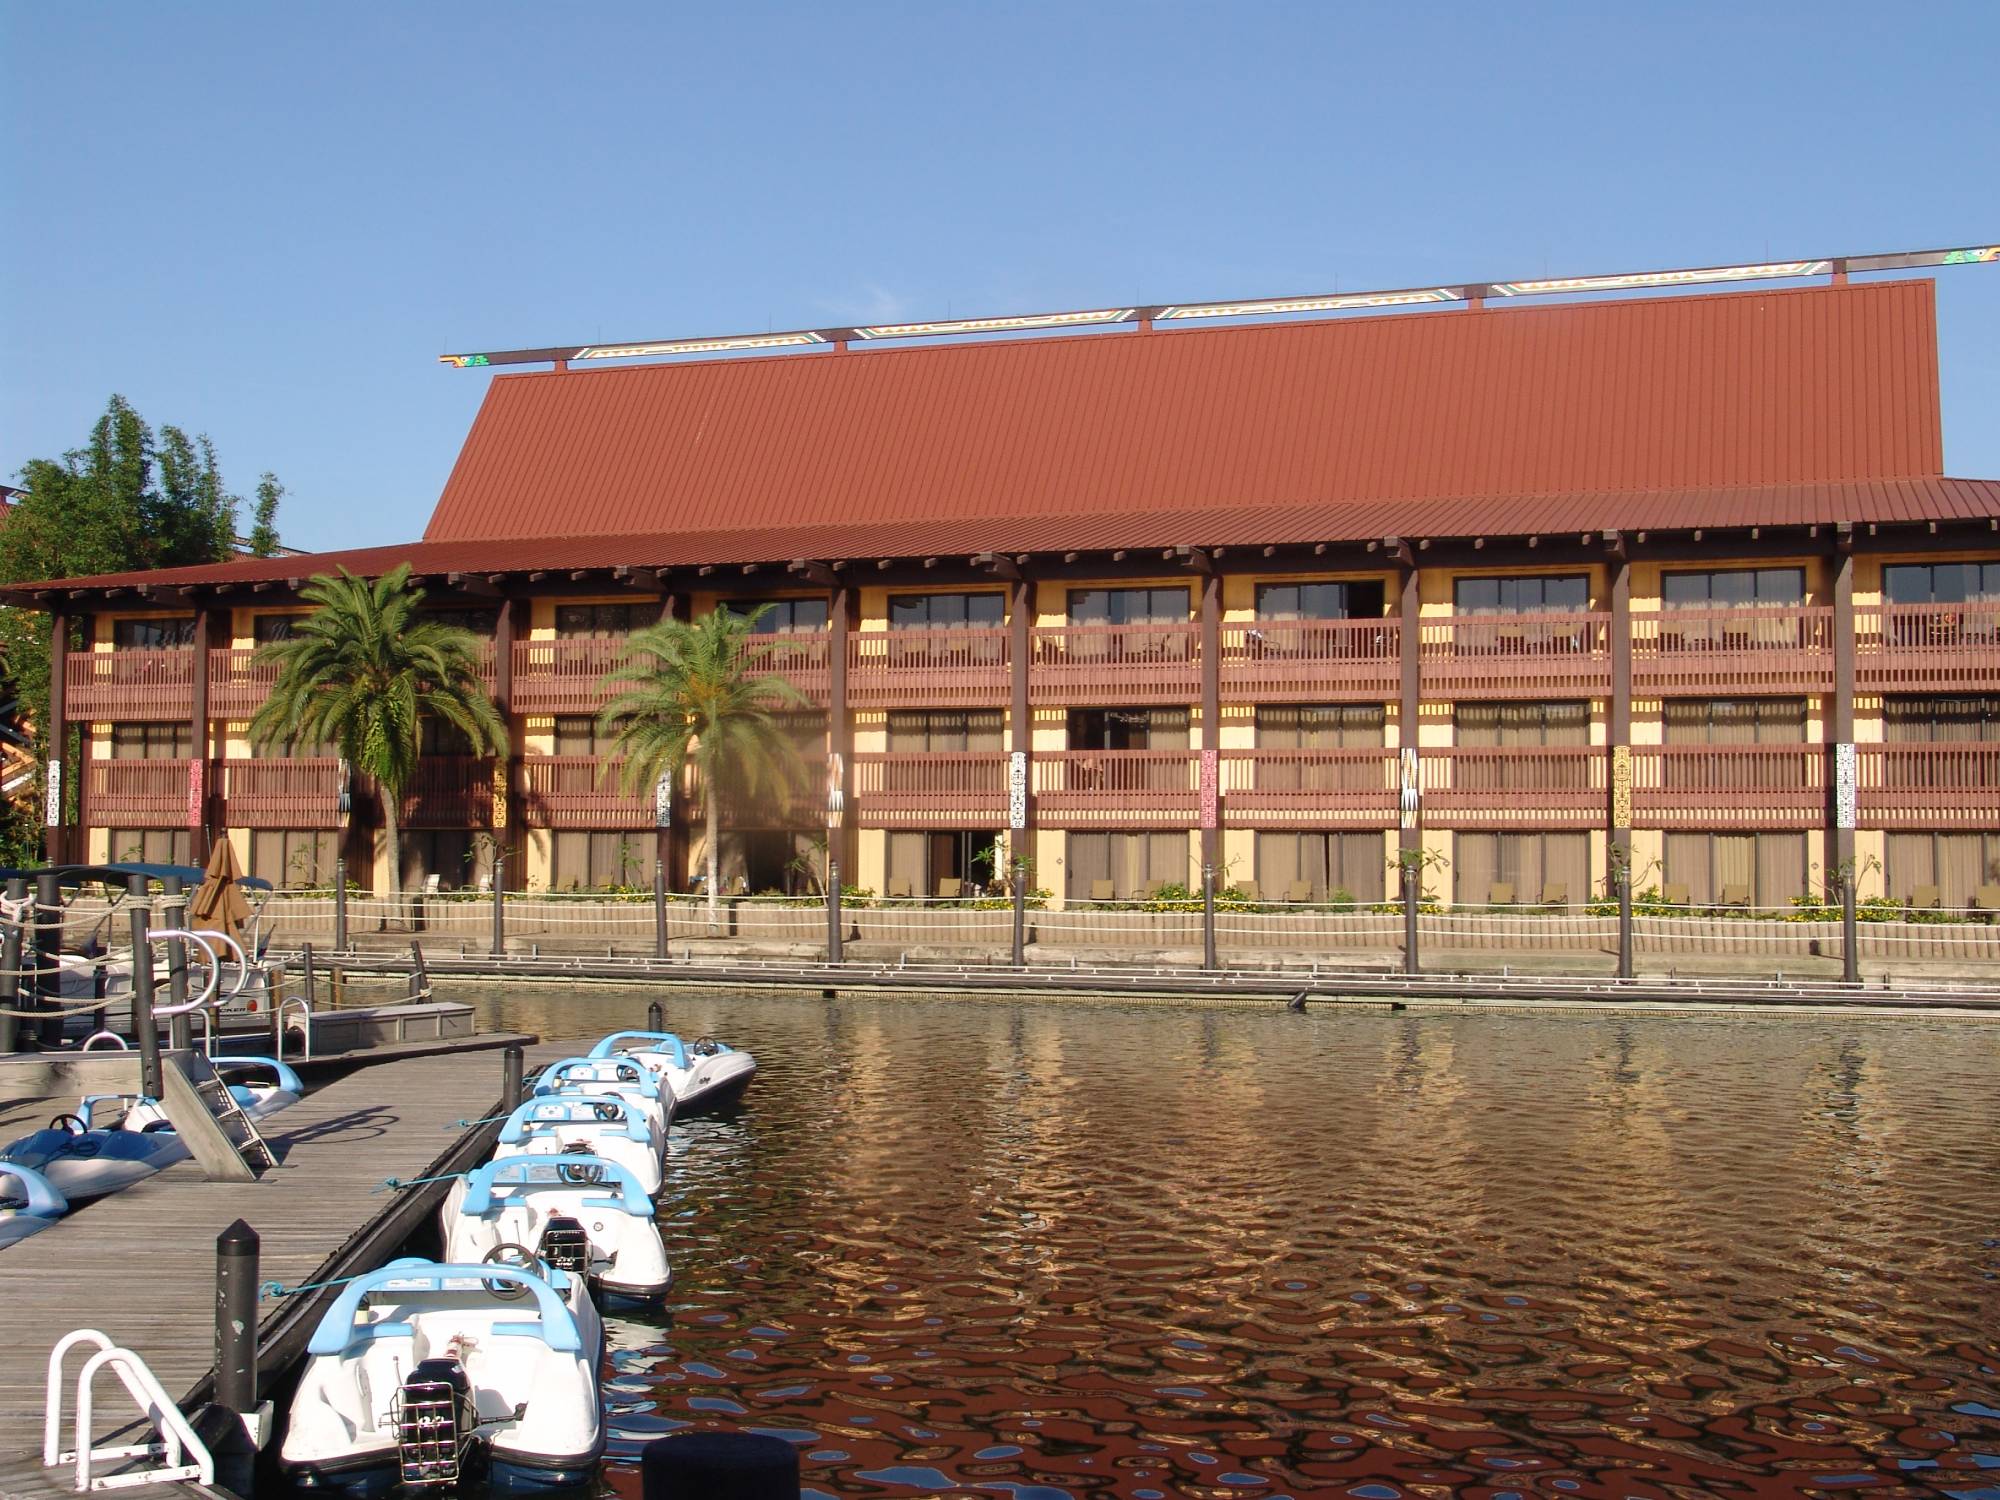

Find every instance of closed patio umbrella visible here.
[190,836,251,952]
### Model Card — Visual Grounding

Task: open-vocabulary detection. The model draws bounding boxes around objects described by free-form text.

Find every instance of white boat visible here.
[206,1055,305,1120]
[586,1030,757,1113]
[280,1256,603,1494]
[491,1096,663,1197]
[0,1162,66,1250]
[531,1057,672,1147]
[439,1155,671,1302]
[0,1110,185,1200]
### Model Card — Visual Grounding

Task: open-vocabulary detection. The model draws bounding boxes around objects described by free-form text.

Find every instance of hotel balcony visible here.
[1028,623,1200,706]
[1856,742,2000,827]
[518,755,653,829]
[1218,620,1399,702]
[67,649,197,721]
[850,750,1010,827]
[1631,606,1835,696]
[1419,746,1607,828]
[510,638,629,715]
[1032,749,1201,826]
[217,757,343,828]
[87,759,196,828]
[208,648,280,717]
[1629,745,1827,829]
[846,629,1010,708]
[1857,601,2000,693]
[1417,612,1613,700]
[399,755,496,827]
[1219,748,1398,824]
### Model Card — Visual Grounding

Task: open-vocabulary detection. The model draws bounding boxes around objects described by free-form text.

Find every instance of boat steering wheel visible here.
[47,1113,87,1134]
[590,1100,622,1122]
[481,1242,539,1299]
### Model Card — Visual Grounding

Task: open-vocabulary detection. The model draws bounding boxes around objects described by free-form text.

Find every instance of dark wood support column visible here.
[190,605,214,864]
[659,589,690,889]
[828,581,855,885]
[1199,565,1221,874]
[1009,575,1034,875]
[494,595,522,888]
[45,606,69,864]
[1831,532,1858,979]
[1607,541,1634,977]
[1394,549,1422,970]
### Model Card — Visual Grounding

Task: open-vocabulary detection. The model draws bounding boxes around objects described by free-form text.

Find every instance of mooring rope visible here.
[369,1171,467,1194]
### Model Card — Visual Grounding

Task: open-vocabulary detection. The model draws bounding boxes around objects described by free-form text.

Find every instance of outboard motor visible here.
[393,1357,476,1486]
[538,1215,592,1277]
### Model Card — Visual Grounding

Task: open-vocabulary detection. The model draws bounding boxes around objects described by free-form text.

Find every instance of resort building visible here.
[11,260,2000,911]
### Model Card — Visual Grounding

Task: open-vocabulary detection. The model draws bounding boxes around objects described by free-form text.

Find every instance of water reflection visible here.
[470,988,2000,1498]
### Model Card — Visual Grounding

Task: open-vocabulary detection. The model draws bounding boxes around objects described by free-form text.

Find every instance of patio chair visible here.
[1539,881,1568,907]
[1909,884,1942,911]
[1662,882,1690,907]
[886,877,911,900]
[1719,883,1751,908]
[937,877,963,900]
[1285,879,1312,904]
[1231,879,1259,901]
[1972,884,2000,922]
[1089,878,1116,902]
[1486,880,1515,906]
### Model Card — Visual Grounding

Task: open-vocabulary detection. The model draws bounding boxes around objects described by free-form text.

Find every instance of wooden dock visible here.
[0,1039,575,1474]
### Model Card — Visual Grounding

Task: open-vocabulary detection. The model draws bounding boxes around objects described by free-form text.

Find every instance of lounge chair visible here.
[1719,883,1751,908]
[1662,881,1690,907]
[1972,884,2000,922]
[886,877,912,900]
[1089,878,1116,902]
[1232,879,1259,901]
[1487,880,1515,906]
[1909,884,1942,911]
[1540,881,1568,907]
[1286,879,1312,904]
[936,877,963,900]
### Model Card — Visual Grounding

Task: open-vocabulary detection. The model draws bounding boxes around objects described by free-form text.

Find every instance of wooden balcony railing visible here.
[512,638,627,715]
[206,648,276,717]
[1028,624,1200,705]
[398,755,496,827]
[1218,620,1399,703]
[742,632,831,705]
[682,763,824,828]
[1632,605,1834,696]
[66,649,195,721]
[1629,745,1825,828]
[1219,748,1397,824]
[846,629,1009,707]
[850,751,1011,826]
[1856,742,2000,827]
[1857,602,2000,693]
[1418,612,1611,700]
[1032,749,1198,825]
[1420,746,1605,826]
[517,755,654,829]
[86,759,196,829]
[218,757,342,828]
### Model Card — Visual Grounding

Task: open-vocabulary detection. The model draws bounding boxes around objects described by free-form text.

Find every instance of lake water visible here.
[469,988,2000,1499]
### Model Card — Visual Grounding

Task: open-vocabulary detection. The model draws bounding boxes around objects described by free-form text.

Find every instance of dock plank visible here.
[0,1040,576,1459]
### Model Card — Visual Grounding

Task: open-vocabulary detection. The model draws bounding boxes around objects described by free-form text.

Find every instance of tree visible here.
[597,605,806,926]
[248,473,284,557]
[0,395,266,863]
[249,565,506,900]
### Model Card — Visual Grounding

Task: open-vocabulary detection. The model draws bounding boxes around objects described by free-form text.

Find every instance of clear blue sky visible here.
[4,2,1996,555]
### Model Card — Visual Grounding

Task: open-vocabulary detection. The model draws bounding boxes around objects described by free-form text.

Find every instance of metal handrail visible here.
[276,994,312,1059]
[79,1031,128,1052]
[44,1329,215,1489]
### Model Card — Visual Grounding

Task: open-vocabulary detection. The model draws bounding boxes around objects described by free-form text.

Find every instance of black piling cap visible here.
[217,1218,259,1256]
[641,1431,800,1499]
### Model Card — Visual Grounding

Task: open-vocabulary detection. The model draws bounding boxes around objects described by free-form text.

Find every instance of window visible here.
[110,723,193,760]
[1066,587,1190,625]
[1882,560,2000,605]
[420,718,477,755]
[889,593,1005,629]
[401,830,492,892]
[554,603,634,638]
[1454,832,1589,907]
[424,608,499,637]
[723,598,828,633]
[1660,568,1805,608]
[1255,580,1386,620]
[1662,831,1806,909]
[1662,699,1806,745]
[1255,832,1384,903]
[1067,707,1188,751]
[107,830,192,866]
[113,617,196,649]
[1256,704,1384,750]
[252,613,301,644]
[1452,575,1588,614]
[1454,702,1589,746]
[884,831,1002,898]
[1884,695,2000,742]
[554,717,619,756]
[1885,832,2000,910]
[1066,831,1189,901]
[887,710,1004,753]
[249,830,337,889]
[549,831,648,892]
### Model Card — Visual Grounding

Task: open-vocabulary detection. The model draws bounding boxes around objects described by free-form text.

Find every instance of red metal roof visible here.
[426,280,1946,545]
[21,476,2000,598]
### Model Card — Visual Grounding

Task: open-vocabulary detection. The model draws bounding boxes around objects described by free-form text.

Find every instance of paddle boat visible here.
[206,1055,305,1120]
[491,1096,663,1197]
[0,1162,67,1250]
[586,1030,757,1113]
[530,1057,671,1147]
[0,1108,185,1200]
[439,1155,671,1301]
[279,1256,603,1494]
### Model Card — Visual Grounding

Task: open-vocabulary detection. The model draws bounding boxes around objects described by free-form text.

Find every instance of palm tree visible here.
[250,564,507,899]
[597,604,807,928]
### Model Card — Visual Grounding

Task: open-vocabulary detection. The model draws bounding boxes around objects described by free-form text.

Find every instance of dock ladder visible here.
[43,1330,215,1491]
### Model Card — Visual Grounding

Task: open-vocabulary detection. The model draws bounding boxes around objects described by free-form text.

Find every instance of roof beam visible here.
[972,551,1022,581]
[446,572,504,597]
[611,565,663,591]
[788,560,840,588]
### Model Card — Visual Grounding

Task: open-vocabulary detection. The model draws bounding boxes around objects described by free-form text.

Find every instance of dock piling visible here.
[654,860,668,959]
[408,940,429,1000]
[130,906,163,1099]
[502,1043,523,1106]
[491,856,506,956]
[647,999,664,1031]
[0,875,23,1052]
[826,858,843,965]
[333,861,348,951]
[214,1219,259,1423]
[164,875,190,1051]
[1202,864,1218,972]
[34,869,63,1047]
[1011,863,1026,969]
[1402,865,1421,976]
